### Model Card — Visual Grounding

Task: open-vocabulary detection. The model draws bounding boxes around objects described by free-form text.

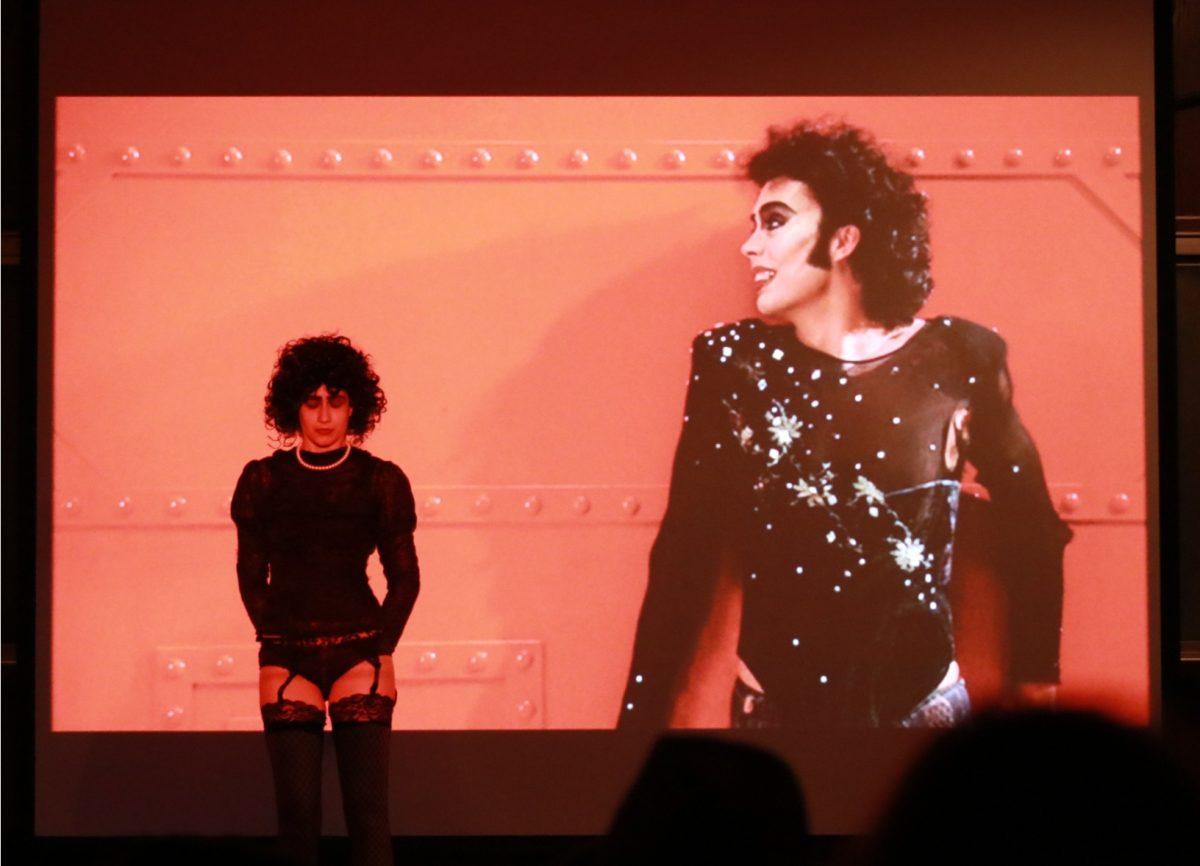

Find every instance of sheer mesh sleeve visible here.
[618,334,743,729]
[374,461,420,654]
[231,459,272,638]
[962,330,1073,684]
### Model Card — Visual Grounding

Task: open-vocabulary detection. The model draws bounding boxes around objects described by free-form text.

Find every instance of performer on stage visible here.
[619,120,1072,729]
[232,334,419,865]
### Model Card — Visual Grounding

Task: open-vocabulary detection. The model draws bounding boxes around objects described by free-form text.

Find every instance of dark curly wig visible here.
[746,119,933,328]
[264,334,387,441]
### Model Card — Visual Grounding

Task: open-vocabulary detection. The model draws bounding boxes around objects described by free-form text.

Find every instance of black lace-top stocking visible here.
[619,317,1072,727]
[232,447,420,653]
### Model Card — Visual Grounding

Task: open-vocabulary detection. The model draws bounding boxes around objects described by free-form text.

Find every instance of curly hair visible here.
[264,334,387,441]
[746,119,933,328]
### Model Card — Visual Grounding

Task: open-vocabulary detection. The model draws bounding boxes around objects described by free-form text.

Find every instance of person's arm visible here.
[618,333,742,730]
[231,460,272,639]
[961,328,1073,697]
[374,461,421,655]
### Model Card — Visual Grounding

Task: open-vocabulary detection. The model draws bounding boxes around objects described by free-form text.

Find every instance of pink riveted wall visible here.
[51,96,1148,730]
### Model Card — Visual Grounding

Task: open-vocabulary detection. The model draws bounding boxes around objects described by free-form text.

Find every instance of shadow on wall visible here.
[456,219,754,729]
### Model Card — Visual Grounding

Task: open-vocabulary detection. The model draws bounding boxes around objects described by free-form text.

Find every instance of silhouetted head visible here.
[866,709,1200,864]
[600,734,809,865]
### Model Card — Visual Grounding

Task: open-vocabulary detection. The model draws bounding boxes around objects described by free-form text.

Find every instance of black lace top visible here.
[619,316,1072,727]
[231,447,420,654]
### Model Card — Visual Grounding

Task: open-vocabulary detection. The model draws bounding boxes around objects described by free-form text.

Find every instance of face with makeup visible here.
[297,384,352,452]
[740,177,837,319]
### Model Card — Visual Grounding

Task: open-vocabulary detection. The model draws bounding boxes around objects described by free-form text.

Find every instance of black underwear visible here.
[259,632,381,700]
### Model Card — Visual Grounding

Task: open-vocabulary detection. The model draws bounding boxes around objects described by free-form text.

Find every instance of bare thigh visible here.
[328,656,397,703]
[260,665,325,709]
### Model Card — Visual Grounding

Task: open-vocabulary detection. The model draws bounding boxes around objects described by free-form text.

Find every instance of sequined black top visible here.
[231,447,420,654]
[619,316,1072,728]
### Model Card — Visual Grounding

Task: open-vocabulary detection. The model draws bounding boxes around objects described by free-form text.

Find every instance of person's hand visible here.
[1013,682,1058,708]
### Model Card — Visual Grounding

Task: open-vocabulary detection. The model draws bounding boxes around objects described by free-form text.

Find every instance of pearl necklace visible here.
[295,443,352,471]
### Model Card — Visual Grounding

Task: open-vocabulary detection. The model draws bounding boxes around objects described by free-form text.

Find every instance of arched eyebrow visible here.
[749,200,797,224]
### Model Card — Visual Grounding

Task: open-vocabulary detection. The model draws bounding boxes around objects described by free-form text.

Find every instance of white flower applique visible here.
[852,475,886,505]
[765,400,803,449]
[889,534,932,573]
[788,463,838,508]
[792,477,823,504]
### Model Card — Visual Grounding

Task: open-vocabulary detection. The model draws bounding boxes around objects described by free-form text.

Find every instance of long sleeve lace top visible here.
[619,316,1072,728]
[231,447,420,654]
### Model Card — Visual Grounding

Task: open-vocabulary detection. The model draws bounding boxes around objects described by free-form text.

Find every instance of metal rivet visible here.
[568,148,590,168]
[163,706,186,724]
[271,148,293,169]
[523,495,542,516]
[1109,492,1131,514]
[906,147,926,167]
[955,148,975,168]
[222,146,244,167]
[622,496,641,516]
[514,649,534,669]
[467,651,489,673]
[116,496,133,515]
[422,495,443,516]
[1054,147,1073,167]
[571,495,591,515]
[1104,145,1123,166]
[214,654,235,675]
[164,658,188,678]
[171,146,192,166]
[167,496,188,515]
[1004,147,1023,167]
[664,149,686,168]
[66,143,87,162]
[469,147,493,168]
[63,498,81,515]
[472,494,492,515]
[516,700,537,719]
[714,148,737,168]
[517,148,540,168]
[371,147,394,168]
[121,146,141,165]
[321,149,343,169]
[422,148,444,168]
[1060,491,1081,513]
[417,651,438,672]
[617,148,638,168]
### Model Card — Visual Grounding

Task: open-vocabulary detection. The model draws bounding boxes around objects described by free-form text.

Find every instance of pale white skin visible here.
[259,383,396,711]
[740,177,926,361]
[734,176,1056,708]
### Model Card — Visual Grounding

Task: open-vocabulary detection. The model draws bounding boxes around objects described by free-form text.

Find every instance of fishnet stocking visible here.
[332,719,394,866]
[264,724,324,866]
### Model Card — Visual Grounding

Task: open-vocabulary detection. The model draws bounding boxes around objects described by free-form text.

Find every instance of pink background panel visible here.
[52,96,1147,730]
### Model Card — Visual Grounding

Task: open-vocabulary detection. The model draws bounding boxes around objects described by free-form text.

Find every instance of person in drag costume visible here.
[619,120,1072,729]
[233,334,419,865]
